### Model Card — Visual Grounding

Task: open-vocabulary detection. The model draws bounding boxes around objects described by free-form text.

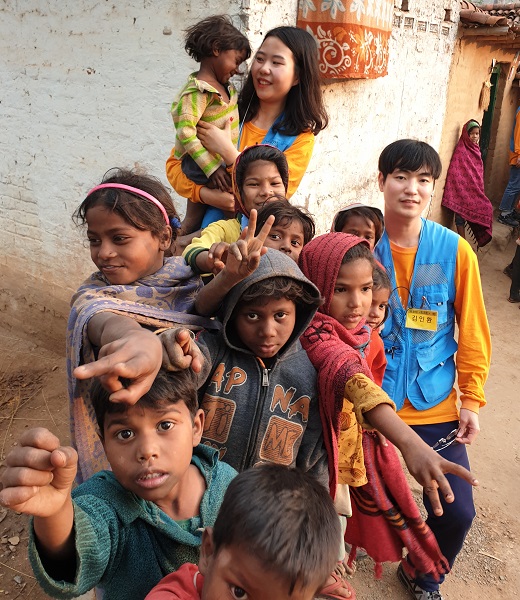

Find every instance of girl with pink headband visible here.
[68,168,218,483]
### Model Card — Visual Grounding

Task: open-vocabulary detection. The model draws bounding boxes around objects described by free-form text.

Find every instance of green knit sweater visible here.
[28,445,236,600]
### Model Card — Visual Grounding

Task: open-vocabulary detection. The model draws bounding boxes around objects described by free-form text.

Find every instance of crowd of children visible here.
[0,15,491,600]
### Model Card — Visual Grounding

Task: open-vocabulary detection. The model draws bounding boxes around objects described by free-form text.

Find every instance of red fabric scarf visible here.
[346,433,449,582]
[441,120,493,247]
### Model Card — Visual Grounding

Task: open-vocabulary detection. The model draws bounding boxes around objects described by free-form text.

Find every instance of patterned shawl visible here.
[346,432,449,582]
[300,233,373,495]
[441,120,493,247]
[67,257,219,483]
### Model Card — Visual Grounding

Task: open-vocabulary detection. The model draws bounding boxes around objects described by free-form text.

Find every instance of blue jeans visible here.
[406,421,475,592]
[499,166,520,213]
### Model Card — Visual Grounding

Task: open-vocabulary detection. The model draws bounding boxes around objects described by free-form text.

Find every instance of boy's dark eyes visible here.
[158,421,174,432]
[230,586,248,599]
[116,429,134,441]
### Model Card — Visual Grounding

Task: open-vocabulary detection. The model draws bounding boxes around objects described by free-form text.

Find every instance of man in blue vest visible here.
[374,139,491,600]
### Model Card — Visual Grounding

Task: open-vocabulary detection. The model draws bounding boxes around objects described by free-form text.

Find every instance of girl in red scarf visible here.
[299,233,478,596]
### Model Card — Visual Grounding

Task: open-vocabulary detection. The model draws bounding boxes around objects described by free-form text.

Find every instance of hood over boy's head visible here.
[223,250,322,357]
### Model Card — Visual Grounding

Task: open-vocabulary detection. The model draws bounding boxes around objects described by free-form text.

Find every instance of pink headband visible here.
[86,183,170,225]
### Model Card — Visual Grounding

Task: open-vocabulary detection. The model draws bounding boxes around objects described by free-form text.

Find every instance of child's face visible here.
[329,258,373,330]
[251,36,299,104]
[378,166,434,222]
[215,48,248,84]
[366,286,390,330]
[264,221,305,262]
[86,205,170,285]
[200,534,324,600]
[241,160,286,213]
[340,215,377,250]
[102,402,203,518]
[468,127,480,145]
[233,296,296,358]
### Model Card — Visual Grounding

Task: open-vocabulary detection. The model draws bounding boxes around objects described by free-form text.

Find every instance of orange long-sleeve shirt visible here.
[390,238,491,426]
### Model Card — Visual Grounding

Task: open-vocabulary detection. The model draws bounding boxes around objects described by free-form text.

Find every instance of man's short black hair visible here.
[378,139,442,182]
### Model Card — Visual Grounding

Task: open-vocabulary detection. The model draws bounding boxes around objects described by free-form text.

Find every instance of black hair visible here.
[211,464,340,593]
[184,15,251,63]
[73,168,179,242]
[372,263,391,291]
[238,26,328,136]
[234,145,290,194]
[341,241,376,268]
[378,139,442,182]
[333,206,384,243]
[239,276,321,309]
[91,369,198,436]
[371,265,391,327]
[255,200,316,245]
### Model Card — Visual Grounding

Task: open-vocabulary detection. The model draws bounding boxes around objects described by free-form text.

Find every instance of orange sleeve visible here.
[282,131,315,198]
[365,329,386,387]
[165,147,204,203]
[453,237,491,414]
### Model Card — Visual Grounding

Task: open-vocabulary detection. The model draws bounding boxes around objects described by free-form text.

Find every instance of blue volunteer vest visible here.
[374,219,459,411]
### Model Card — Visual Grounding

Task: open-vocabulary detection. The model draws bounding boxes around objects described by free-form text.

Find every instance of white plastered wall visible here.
[0,0,459,343]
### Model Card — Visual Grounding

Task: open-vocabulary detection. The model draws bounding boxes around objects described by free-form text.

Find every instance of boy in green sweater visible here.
[0,370,236,600]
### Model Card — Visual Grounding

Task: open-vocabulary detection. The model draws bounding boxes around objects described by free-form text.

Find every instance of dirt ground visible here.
[0,234,519,599]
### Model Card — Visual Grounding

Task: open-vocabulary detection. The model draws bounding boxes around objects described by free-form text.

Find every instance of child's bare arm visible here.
[0,428,77,562]
[195,210,275,316]
[74,313,163,404]
[364,403,478,516]
[344,374,478,516]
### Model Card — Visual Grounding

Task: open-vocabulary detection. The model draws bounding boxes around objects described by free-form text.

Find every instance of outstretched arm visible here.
[0,428,77,563]
[364,403,478,516]
[345,374,478,516]
[195,209,275,317]
[73,313,163,404]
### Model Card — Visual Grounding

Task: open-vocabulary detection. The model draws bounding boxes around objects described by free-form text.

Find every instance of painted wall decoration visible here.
[297,0,394,79]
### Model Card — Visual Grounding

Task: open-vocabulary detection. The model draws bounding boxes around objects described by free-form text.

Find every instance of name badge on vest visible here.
[405,308,438,331]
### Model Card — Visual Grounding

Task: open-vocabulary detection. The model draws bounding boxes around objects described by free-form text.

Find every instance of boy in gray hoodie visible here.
[165,248,328,485]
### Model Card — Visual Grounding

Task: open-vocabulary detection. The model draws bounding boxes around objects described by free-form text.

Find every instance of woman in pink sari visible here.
[441,120,493,247]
